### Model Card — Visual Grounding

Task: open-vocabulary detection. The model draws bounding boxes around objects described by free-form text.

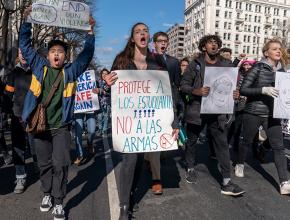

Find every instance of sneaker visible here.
[52,204,65,220]
[234,164,244,177]
[221,181,245,196]
[14,178,26,194]
[40,195,53,212]
[185,168,197,184]
[280,180,290,195]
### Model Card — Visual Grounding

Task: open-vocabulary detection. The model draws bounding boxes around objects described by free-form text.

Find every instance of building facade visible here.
[184,0,290,59]
[166,23,185,60]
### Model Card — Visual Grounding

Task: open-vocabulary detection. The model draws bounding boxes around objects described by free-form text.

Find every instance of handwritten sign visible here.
[111,70,178,153]
[74,70,99,113]
[201,67,238,114]
[28,0,90,30]
[274,71,290,119]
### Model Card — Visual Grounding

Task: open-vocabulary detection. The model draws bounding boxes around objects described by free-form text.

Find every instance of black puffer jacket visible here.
[180,55,233,126]
[240,61,284,116]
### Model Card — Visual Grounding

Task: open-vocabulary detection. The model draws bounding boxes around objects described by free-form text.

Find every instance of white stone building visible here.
[166,23,185,60]
[184,0,290,59]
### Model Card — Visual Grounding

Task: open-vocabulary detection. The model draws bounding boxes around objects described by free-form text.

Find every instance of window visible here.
[216,10,220,17]
[247,46,250,54]
[228,22,232,30]
[224,22,227,29]
[248,36,251,42]
[284,10,287,17]
[228,33,231,40]
[225,11,228,18]
[224,33,227,39]
[216,0,220,6]
[235,34,239,41]
[229,12,232,19]
[215,21,219,28]
[243,35,247,41]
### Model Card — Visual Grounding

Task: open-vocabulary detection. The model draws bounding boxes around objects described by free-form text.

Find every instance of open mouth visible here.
[161,46,166,51]
[140,37,146,44]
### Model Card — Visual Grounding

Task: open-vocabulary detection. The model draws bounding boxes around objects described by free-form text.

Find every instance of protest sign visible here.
[111,70,178,153]
[74,70,99,114]
[274,71,290,119]
[201,67,238,114]
[28,0,90,30]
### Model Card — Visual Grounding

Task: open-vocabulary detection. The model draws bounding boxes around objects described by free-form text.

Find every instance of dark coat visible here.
[240,62,284,116]
[180,55,233,126]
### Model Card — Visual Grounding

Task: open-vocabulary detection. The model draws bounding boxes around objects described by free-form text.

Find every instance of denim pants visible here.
[75,113,96,157]
[97,105,110,133]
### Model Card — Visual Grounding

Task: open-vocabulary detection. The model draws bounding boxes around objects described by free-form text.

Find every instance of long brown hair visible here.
[262,38,286,68]
[112,22,149,70]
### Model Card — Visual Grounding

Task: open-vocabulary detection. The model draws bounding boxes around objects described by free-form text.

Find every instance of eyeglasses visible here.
[156,39,168,43]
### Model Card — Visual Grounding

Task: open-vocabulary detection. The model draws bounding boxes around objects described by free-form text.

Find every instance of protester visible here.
[5,49,38,193]
[143,31,181,195]
[96,68,111,137]
[180,57,190,75]
[239,38,290,195]
[103,22,179,220]
[219,47,233,61]
[74,111,96,165]
[19,7,95,220]
[180,35,245,196]
[0,72,12,167]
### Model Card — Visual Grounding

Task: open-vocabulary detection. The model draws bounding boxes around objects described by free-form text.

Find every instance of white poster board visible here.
[201,67,238,114]
[28,0,90,30]
[74,70,99,113]
[111,70,178,153]
[274,71,290,119]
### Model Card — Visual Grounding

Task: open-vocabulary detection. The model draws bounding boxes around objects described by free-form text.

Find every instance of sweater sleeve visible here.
[69,34,95,80]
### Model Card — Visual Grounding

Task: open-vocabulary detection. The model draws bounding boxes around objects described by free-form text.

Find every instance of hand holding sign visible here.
[104,72,118,86]
[27,0,91,31]
[23,5,32,20]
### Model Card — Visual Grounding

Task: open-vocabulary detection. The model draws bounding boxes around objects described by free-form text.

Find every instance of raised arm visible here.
[69,17,95,80]
[19,22,48,72]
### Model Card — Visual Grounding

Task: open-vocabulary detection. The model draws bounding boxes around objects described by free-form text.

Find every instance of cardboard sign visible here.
[274,71,290,119]
[111,70,178,153]
[74,70,99,113]
[201,67,238,114]
[28,0,90,30]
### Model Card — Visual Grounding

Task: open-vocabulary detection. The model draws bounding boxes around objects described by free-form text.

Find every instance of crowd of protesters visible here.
[0,6,290,220]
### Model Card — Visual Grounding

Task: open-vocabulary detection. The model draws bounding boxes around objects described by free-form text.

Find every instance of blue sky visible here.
[93,0,184,69]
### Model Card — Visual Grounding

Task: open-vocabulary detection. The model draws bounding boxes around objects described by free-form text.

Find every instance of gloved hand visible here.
[262,87,279,98]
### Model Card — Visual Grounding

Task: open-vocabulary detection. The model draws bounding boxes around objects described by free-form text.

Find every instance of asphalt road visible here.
[1,133,290,220]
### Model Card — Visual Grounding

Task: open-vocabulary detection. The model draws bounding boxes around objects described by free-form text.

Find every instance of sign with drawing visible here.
[28,0,90,30]
[273,71,290,119]
[200,67,238,114]
[74,70,99,114]
[111,70,178,153]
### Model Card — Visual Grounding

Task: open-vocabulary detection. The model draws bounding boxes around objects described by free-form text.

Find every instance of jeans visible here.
[240,113,288,183]
[34,126,71,205]
[75,113,96,157]
[97,105,110,133]
[11,115,27,178]
[185,115,231,179]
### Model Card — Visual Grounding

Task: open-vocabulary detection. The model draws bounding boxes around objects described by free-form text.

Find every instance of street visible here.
[1,134,290,220]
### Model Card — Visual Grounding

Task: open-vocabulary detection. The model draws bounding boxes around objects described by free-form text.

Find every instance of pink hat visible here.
[241,60,256,66]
